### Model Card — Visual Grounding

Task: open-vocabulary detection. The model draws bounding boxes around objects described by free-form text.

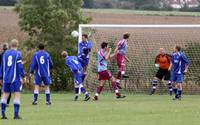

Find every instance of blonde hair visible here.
[10,39,19,48]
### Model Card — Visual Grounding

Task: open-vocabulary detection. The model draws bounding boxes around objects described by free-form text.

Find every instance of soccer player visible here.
[150,48,173,95]
[30,43,53,105]
[114,33,130,89]
[0,43,12,106]
[78,34,93,75]
[169,45,189,100]
[0,39,26,119]
[94,42,126,101]
[61,51,90,101]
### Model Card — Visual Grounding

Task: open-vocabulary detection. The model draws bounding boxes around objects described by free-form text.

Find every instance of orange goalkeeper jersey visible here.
[155,54,171,69]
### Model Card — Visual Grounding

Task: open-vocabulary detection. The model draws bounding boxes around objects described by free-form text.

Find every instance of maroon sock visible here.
[112,81,118,90]
[116,71,121,79]
[97,86,104,94]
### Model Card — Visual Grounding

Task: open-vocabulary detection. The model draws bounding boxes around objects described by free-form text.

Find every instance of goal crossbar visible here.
[78,24,200,42]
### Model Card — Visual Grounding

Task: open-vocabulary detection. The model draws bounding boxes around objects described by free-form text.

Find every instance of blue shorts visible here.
[78,57,89,68]
[74,73,85,85]
[3,81,22,93]
[34,76,52,86]
[172,74,184,83]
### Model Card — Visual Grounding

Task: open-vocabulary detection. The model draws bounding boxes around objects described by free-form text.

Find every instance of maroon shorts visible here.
[116,53,126,67]
[98,70,112,81]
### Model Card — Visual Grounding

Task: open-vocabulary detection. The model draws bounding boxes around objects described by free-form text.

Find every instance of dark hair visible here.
[82,34,88,39]
[123,33,130,39]
[2,43,9,51]
[101,42,108,49]
[175,45,181,51]
[38,43,45,50]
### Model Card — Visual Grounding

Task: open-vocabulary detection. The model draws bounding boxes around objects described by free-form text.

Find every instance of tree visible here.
[15,0,90,91]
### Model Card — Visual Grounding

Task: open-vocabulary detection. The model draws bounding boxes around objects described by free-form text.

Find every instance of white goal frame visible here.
[78,24,200,43]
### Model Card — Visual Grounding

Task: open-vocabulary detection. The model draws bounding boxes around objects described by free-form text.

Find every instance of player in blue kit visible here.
[61,51,90,101]
[78,34,93,74]
[0,39,26,119]
[30,43,53,105]
[169,45,190,100]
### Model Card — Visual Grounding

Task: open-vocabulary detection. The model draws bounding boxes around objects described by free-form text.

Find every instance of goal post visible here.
[78,24,200,94]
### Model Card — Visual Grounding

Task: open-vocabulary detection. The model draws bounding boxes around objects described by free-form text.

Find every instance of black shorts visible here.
[155,68,171,80]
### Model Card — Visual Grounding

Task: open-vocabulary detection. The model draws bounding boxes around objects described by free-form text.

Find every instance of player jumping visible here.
[150,48,173,95]
[78,34,93,75]
[94,42,126,101]
[169,45,189,100]
[114,33,130,89]
[30,43,53,105]
[61,51,90,101]
[0,39,26,119]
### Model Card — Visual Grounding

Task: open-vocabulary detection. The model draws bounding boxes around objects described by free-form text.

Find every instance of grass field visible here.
[1,93,200,125]
[84,9,200,17]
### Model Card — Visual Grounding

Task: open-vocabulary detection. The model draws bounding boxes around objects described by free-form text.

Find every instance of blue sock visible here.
[178,89,182,97]
[34,93,38,102]
[173,88,177,95]
[14,103,20,117]
[45,91,51,102]
[1,102,6,117]
[33,90,39,102]
[75,87,79,95]
[80,87,86,94]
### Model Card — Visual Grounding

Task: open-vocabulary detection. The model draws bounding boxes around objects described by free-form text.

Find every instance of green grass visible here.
[1,93,200,125]
[83,8,200,17]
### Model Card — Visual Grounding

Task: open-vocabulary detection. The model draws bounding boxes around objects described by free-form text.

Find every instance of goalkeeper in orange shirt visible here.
[150,48,173,95]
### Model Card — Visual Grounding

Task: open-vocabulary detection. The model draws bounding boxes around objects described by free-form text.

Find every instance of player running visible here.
[61,51,90,101]
[114,33,130,89]
[94,42,126,101]
[0,39,26,119]
[150,48,173,95]
[30,43,53,105]
[169,45,189,100]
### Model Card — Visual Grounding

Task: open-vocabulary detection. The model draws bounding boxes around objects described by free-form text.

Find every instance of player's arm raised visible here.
[105,48,112,60]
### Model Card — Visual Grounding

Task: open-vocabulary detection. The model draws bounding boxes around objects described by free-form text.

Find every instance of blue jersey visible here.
[65,56,83,75]
[97,50,108,72]
[78,41,93,59]
[65,56,84,84]
[0,49,25,83]
[172,51,190,75]
[118,39,128,55]
[30,50,53,77]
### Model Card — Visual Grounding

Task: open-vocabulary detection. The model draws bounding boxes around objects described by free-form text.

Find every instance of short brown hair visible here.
[175,45,181,51]
[82,34,88,39]
[123,32,130,39]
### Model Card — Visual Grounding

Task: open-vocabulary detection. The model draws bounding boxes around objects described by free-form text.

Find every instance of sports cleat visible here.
[116,95,126,99]
[46,101,52,105]
[74,96,79,101]
[84,96,90,101]
[1,116,8,120]
[173,95,181,100]
[14,116,22,120]
[122,75,129,79]
[32,101,38,105]
[93,96,98,101]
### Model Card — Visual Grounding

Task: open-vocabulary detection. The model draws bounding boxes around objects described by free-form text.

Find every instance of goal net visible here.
[79,24,200,94]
